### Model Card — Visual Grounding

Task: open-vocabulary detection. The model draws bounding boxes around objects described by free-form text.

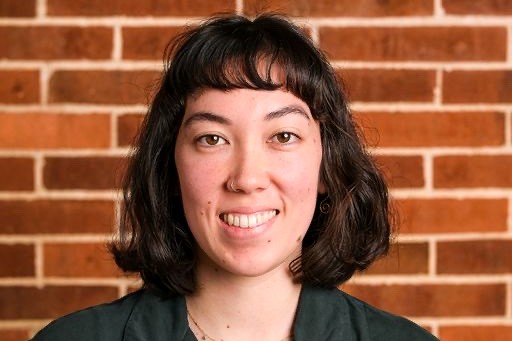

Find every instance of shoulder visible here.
[31,290,144,341]
[300,286,438,341]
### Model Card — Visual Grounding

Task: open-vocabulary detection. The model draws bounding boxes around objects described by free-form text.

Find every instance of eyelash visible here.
[196,134,227,146]
[195,131,300,147]
[269,131,300,145]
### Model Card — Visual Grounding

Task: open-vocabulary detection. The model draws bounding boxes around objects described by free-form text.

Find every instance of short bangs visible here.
[166,14,327,116]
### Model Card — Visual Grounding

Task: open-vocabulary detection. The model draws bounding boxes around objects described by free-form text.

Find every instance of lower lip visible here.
[219,214,277,240]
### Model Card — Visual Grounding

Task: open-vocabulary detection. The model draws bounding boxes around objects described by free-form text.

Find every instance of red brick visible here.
[44,243,120,277]
[374,155,424,188]
[0,285,117,319]
[50,70,159,105]
[0,0,35,17]
[440,325,512,341]
[338,69,435,102]
[0,70,39,104]
[444,0,512,15]
[397,198,508,233]
[438,240,512,274]
[320,27,505,61]
[44,156,126,190]
[358,112,505,147]
[0,113,110,149]
[123,27,184,60]
[342,284,506,317]
[434,155,512,188]
[0,244,35,277]
[365,242,429,275]
[0,158,34,191]
[244,0,433,17]
[0,200,115,234]
[0,26,112,60]
[444,70,512,103]
[47,0,235,16]
[0,330,31,341]
[117,113,145,146]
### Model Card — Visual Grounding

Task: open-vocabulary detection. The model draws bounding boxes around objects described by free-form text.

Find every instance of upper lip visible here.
[219,207,279,215]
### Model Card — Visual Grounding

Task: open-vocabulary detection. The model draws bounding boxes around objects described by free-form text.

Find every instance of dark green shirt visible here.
[32,286,438,340]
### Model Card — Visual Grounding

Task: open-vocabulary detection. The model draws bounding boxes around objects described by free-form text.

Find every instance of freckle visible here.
[297,236,302,242]
[267,239,271,243]
[226,325,230,329]
[208,201,211,205]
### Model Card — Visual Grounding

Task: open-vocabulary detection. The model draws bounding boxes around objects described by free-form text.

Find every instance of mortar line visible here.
[235,0,243,14]
[433,0,445,17]
[36,0,46,18]
[429,239,437,277]
[507,24,512,64]
[112,25,122,61]
[434,69,443,106]
[3,16,512,26]
[39,64,49,106]
[33,153,44,194]
[35,240,44,288]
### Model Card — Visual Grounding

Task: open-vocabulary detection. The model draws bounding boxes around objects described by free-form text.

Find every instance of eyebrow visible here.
[182,104,311,127]
[265,105,311,121]
[182,112,232,127]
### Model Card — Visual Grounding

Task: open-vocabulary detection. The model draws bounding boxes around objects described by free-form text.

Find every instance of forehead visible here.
[184,88,312,119]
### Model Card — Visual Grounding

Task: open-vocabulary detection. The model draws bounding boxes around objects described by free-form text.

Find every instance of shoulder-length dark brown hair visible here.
[110,13,391,297]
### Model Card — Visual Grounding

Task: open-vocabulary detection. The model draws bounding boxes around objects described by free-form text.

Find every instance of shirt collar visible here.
[123,286,358,341]
[294,286,359,341]
[123,291,195,341]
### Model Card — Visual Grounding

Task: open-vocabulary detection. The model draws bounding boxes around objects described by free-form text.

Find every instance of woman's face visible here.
[175,88,323,279]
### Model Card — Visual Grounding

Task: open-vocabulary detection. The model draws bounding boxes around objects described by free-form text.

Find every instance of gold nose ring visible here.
[229,180,240,192]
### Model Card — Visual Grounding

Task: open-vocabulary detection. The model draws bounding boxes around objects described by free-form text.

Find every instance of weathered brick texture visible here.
[0,158,34,191]
[320,27,506,61]
[1,1,511,339]
[440,326,512,341]
[358,111,505,147]
[0,0,36,17]
[243,0,434,17]
[0,70,39,104]
[0,27,113,60]
[343,284,506,317]
[0,113,111,149]
[44,243,121,277]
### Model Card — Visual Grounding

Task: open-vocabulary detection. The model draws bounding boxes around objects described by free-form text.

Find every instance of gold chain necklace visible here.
[187,310,293,341]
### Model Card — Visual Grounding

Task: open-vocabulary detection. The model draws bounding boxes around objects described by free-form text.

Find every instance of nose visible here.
[228,145,270,193]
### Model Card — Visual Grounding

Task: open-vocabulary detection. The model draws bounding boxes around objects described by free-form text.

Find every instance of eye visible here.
[270,132,299,144]
[197,134,227,146]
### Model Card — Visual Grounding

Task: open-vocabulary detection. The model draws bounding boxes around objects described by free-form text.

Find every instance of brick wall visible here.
[1,1,511,340]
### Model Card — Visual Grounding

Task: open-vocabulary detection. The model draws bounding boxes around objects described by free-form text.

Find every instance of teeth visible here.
[222,210,277,229]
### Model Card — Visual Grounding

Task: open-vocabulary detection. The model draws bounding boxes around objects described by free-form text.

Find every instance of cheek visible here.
[176,151,226,213]
[278,152,321,198]
[179,160,215,198]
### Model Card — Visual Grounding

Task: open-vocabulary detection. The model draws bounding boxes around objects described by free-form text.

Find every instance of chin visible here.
[218,252,297,279]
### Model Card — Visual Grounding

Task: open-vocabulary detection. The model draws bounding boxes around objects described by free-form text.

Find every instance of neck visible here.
[186,258,301,341]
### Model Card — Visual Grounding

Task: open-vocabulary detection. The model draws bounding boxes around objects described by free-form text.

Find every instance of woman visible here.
[33,13,438,340]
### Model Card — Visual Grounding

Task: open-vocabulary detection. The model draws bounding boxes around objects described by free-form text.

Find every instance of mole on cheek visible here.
[267,240,271,243]
[208,201,212,205]
[296,236,302,242]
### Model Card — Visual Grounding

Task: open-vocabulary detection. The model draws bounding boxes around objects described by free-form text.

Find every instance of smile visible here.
[221,210,278,228]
